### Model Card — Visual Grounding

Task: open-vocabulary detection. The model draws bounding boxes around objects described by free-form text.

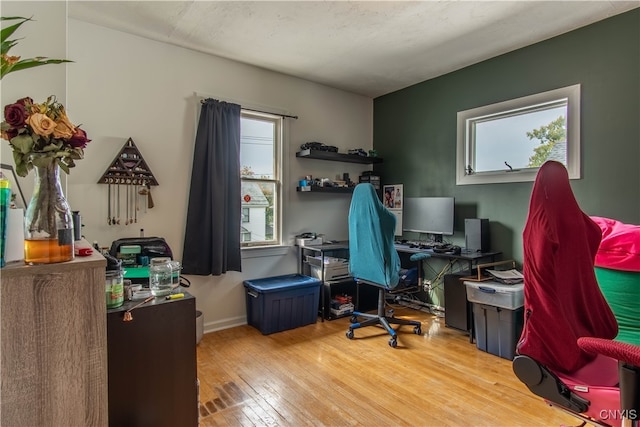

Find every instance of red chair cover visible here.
[517,161,617,374]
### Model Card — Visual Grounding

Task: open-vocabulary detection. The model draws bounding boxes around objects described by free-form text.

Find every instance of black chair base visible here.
[346,285,422,348]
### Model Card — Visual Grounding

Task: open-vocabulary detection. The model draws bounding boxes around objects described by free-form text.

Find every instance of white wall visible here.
[59,18,373,332]
[1,1,68,199]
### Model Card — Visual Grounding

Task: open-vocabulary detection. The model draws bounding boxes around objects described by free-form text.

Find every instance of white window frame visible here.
[456,84,581,185]
[240,110,283,248]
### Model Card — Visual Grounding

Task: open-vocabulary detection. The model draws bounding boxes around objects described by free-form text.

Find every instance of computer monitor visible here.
[402,197,455,242]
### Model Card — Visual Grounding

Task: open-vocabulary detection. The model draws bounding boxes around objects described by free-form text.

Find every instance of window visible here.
[240,110,282,247]
[456,84,580,185]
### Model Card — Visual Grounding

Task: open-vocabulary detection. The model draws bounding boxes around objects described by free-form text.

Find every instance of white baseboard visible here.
[203,315,247,334]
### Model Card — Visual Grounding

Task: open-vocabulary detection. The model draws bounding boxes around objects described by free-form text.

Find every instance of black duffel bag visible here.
[109,237,173,260]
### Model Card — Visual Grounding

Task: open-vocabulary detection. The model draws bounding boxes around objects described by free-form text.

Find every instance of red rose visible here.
[15,97,33,106]
[3,103,28,128]
[69,127,91,148]
[5,127,18,140]
[1,127,18,141]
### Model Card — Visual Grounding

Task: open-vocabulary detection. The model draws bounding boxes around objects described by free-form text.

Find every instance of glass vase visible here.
[24,157,74,264]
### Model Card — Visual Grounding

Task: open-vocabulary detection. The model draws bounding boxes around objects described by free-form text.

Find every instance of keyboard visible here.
[394,240,440,250]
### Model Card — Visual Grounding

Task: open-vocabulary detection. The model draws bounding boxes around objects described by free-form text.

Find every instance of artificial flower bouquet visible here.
[1,95,91,177]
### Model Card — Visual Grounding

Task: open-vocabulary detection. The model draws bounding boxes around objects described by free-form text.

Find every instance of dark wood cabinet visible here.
[107,293,198,427]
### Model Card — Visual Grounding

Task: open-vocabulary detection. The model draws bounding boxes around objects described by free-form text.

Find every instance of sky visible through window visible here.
[240,118,274,178]
[475,105,566,172]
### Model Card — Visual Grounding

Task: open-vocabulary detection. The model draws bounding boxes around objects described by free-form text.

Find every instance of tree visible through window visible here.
[527,116,566,167]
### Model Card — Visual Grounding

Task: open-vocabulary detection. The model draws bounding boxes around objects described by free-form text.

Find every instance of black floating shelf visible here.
[296,149,383,164]
[297,186,355,193]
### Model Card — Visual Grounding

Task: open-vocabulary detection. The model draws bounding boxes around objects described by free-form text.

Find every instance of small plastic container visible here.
[106,269,124,308]
[149,257,173,297]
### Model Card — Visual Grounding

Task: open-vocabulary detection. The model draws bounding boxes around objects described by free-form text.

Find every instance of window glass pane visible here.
[239,110,281,247]
[241,180,276,243]
[456,84,580,185]
[474,105,566,172]
[240,118,274,179]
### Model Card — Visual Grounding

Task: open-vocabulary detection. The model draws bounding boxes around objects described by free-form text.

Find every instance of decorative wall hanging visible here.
[98,138,158,226]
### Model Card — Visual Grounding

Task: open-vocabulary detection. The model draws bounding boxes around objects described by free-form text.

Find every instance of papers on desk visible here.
[486,269,524,284]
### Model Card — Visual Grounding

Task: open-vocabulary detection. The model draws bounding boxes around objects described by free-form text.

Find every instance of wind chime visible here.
[98,138,158,226]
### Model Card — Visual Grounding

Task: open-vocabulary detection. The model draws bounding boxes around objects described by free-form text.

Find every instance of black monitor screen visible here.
[402,197,455,238]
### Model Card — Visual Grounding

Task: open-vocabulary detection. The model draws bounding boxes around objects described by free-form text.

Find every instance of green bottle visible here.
[0,172,11,267]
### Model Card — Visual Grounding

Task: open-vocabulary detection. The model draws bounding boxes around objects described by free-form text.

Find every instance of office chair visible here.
[512,161,640,426]
[345,183,422,348]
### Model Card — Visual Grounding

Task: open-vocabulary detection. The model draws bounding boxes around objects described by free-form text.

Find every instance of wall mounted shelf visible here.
[296,186,355,193]
[98,138,158,186]
[296,149,383,164]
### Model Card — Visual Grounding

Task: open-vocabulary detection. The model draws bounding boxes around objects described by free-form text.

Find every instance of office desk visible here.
[393,244,500,274]
[395,245,501,338]
[299,242,501,322]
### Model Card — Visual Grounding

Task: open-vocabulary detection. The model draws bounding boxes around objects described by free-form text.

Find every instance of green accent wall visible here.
[374,9,639,265]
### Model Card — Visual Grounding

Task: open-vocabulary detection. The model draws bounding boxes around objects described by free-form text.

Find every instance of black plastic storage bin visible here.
[472,304,524,360]
[244,274,321,335]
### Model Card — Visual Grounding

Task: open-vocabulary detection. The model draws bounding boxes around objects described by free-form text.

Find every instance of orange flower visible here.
[53,111,76,139]
[27,112,56,136]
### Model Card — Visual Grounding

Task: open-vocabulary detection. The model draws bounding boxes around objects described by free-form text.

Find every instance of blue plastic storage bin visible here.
[244,274,321,335]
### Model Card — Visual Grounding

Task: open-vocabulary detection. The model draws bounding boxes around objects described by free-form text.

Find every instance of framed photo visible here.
[383,184,403,210]
[383,184,403,236]
[1,163,26,209]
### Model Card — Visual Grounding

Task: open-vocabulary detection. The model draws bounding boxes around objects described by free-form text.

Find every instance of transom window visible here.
[240,110,282,247]
[456,84,581,185]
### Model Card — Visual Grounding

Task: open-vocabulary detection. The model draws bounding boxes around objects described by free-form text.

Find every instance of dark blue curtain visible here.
[182,99,242,275]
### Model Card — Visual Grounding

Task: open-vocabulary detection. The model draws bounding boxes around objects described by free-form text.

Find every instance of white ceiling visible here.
[68,1,639,98]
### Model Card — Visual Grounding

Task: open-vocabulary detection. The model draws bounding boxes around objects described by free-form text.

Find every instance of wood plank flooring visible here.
[196,306,577,426]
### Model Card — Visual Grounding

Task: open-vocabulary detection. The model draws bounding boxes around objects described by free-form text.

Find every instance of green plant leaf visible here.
[8,58,72,72]
[1,16,73,80]
[31,154,54,168]
[56,158,70,174]
[0,16,31,51]
[9,134,34,154]
[12,151,29,177]
[1,38,20,56]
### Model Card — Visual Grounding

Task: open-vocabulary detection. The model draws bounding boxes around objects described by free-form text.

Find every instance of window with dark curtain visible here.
[182,99,242,275]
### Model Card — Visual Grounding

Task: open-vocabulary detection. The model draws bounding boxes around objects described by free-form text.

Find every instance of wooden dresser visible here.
[1,251,108,426]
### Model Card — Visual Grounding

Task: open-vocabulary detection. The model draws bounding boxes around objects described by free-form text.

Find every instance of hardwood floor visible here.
[196,306,577,426]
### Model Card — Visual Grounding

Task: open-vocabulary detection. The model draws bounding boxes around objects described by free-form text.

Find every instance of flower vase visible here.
[24,158,74,264]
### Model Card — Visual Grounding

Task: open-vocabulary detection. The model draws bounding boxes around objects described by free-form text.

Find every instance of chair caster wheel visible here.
[346,329,354,339]
[388,337,398,348]
[350,315,358,323]
[414,326,422,335]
